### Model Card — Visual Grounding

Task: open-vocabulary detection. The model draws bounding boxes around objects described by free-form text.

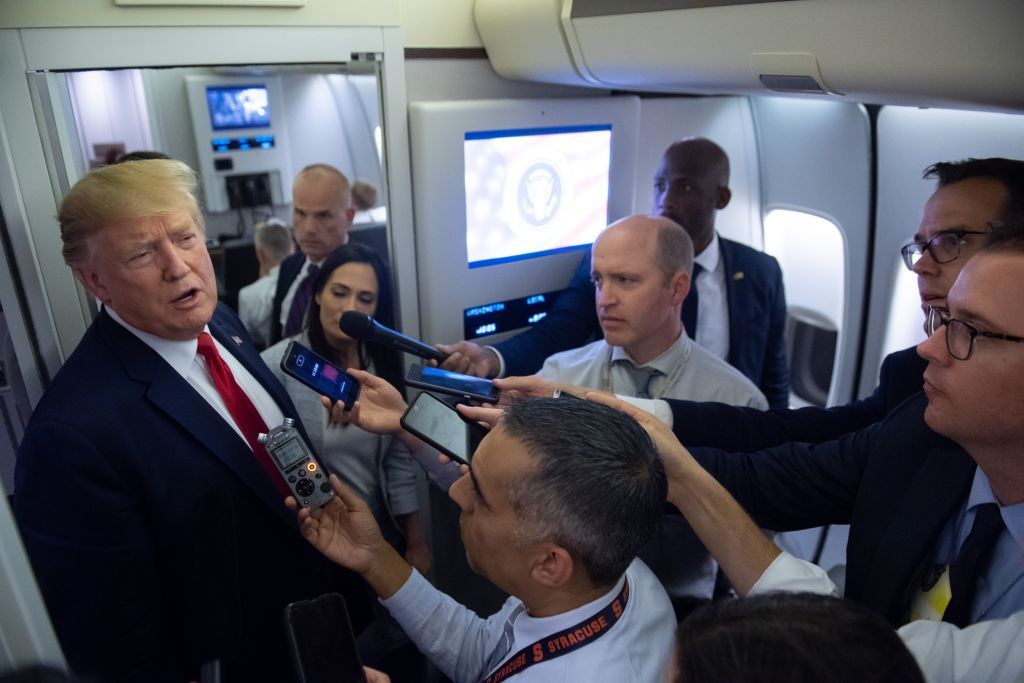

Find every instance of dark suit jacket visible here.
[694,393,977,626]
[14,305,350,682]
[269,252,306,346]
[494,237,791,408]
[668,345,927,450]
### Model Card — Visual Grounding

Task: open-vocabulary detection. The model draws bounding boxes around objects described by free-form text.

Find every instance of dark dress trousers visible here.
[668,345,927,450]
[693,393,977,626]
[14,304,354,682]
[494,238,792,408]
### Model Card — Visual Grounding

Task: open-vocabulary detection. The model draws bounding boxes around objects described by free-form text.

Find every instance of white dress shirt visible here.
[752,551,1024,683]
[278,256,322,329]
[107,308,285,446]
[693,232,730,361]
[238,264,280,348]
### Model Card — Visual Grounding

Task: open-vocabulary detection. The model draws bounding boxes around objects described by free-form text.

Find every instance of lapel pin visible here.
[232,335,244,345]
[733,271,745,280]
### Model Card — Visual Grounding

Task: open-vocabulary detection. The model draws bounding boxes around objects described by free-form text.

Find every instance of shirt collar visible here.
[693,231,720,273]
[966,468,1024,555]
[513,571,627,642]
[105,306,204,379]
[609,330,690,375]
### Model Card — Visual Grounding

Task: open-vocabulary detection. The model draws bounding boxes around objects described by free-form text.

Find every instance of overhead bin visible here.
[475,0,1024,112]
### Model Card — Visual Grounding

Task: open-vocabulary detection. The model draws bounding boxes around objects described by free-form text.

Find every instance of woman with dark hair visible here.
[671,592,926,683]
[262,243,428,570]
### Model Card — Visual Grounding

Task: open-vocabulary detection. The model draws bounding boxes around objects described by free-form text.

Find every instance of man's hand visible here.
[455,403,504,430]
[436,341,500,378]
[363,667,391,683]
[322,368,407,434]
[493,375,592,407]
[288,474,412,598]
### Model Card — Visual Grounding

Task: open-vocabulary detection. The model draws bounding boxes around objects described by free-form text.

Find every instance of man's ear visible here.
[73,263,112,306]
[344,205,356,223]
[715,185,732,210]
[530,543,575,589]
[671,271,691,306]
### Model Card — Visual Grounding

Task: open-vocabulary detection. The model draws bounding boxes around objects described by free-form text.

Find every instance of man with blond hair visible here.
[14,159,355,682]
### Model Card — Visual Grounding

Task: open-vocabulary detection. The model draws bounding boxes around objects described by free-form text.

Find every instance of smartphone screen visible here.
[400,392,485,464]
[281,341,360,409]
[405,364,500,403]
[284,594,367,683]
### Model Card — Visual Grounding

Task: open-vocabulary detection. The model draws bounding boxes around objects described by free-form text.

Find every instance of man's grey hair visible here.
[656,218,695,278]
[500,398,666,586]
[253,217,292,263]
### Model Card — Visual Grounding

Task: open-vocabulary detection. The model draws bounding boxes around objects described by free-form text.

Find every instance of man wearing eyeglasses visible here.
[686,222,1024,633]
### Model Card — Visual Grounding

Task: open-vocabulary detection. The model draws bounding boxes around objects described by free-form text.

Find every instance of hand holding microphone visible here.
[339,311,448,363]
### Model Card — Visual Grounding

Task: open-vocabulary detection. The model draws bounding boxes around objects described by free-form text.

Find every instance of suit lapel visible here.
[862,443,976,620]
[99,310,297,529]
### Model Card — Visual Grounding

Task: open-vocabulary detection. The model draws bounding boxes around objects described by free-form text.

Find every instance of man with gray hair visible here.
[238,217,293,348]
[295,395,676,682]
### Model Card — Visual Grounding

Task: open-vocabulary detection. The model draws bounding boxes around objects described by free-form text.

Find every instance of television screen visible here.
[464,124,611,268]
[206,84,271,131]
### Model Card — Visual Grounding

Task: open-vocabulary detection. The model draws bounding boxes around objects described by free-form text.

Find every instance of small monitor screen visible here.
[464,124,611,268]
[206,84,271,131]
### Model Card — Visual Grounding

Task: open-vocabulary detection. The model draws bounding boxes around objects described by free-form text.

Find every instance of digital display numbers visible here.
[463,289,562,341]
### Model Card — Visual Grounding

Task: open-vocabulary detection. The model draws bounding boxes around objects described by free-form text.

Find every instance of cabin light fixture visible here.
[751,51,843,96]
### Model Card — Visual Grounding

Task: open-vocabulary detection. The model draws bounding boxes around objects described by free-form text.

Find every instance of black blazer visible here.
[668,345,927,451]
[14,305,352,682]
[493,237,791,408]
[694,393,977,626]
[269,251,307,346]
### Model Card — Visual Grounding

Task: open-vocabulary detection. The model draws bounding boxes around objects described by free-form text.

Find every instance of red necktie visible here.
[196,332,291,498]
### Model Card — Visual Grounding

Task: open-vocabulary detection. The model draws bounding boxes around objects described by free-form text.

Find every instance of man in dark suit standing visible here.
[440,138,791,408]
[268,163,355,345]
[14,159,353,682]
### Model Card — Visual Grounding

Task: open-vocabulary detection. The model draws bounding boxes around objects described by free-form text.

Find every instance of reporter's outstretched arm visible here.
[287,474,411,599]
[585,392,781,596]
[435,341,501,378]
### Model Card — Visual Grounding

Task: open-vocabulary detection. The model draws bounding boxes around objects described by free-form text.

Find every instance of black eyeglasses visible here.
[925,306,1024,360]
[900,230,988,271]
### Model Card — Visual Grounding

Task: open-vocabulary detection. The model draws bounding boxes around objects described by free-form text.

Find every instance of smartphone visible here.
[405,364,500,403]
[283,593,367,683]
[281,341,360,410]
[400,391,487,465]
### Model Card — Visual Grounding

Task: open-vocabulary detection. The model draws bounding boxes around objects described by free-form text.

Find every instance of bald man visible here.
[538,214,765,605]
[270,163,355,344]
[441,138,791,408]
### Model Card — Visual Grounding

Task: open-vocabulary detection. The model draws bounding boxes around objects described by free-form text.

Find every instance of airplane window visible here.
[764,209,845,407]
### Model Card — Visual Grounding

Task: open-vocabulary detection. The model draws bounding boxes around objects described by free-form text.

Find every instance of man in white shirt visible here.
[238,216,293,348]
[295,396,676,683]
[538,214,766,409]
[537,214,765,607]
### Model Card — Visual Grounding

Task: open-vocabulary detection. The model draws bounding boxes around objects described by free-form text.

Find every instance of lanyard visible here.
[481,578,630,683]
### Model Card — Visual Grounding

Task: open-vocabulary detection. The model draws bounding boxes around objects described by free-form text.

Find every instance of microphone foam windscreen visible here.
[339,311,374,339]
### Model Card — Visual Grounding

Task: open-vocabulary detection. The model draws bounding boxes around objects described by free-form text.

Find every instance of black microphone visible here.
[340,311,448,363]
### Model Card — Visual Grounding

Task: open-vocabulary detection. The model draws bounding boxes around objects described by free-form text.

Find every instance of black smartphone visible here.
[405,363,500,403]
[281,341,360,410]
[283,593,367,683]
[400,391,487,465]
